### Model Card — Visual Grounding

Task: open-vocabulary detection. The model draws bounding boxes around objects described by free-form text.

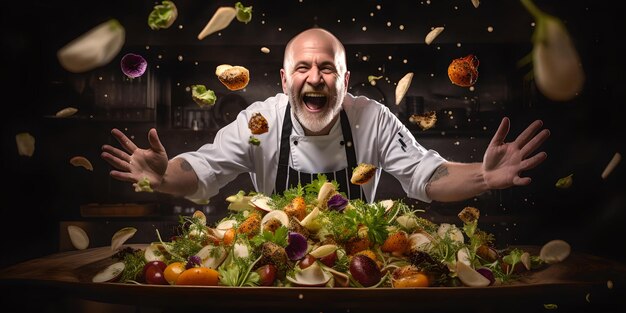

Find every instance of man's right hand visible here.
[101,128,168,191]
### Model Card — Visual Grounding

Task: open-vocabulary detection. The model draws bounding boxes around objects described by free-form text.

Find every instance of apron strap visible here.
[274,104,362,199]
[339,110,362,199]
[275,105,293,194]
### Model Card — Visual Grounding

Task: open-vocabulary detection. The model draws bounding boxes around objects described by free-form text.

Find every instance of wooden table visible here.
[1,244,625,313]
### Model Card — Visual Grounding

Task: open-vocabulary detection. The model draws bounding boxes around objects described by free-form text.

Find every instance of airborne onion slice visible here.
[521,0,584,101]
[55,107,78,118]
[198,7,237,40]
[70,156,93,171]
[67,225,89,250]
[121,53,147,79]
[425,27,444,45]
[15,132,35,157]
[111,227,137,251]
[395,72,414,105]
[57,19,125,73]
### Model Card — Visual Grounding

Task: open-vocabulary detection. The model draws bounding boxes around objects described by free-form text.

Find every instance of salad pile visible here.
[95,174,569,287]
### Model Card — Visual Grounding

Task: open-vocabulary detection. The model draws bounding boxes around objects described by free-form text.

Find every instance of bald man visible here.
[101,27,550,204]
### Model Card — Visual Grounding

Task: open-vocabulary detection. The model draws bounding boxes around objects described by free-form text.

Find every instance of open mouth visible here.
[302,92,328,113]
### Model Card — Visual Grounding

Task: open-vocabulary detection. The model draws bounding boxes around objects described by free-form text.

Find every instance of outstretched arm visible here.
[101,128,199,197]
[425,117,550,202]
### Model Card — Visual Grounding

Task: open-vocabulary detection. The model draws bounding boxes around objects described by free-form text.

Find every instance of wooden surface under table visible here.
[0,244,625,313]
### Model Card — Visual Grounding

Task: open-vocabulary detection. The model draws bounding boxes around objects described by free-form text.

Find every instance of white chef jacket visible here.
[176,92,446,203]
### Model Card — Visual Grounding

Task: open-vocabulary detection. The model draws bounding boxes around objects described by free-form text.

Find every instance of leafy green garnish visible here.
[251,226,288,248]
[148,1,177,30]
[219,254,260,287]
[235,2,253,24]
[191,85,217,107]
[134,177,153,192]
[119,249,146,283]
[249,136,261,146]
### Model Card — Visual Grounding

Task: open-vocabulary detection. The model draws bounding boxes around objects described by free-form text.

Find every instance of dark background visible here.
[1,0,624,273]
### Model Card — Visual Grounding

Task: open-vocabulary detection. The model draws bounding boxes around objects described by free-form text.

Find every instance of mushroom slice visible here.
[233,242,250,258]
[67,225,89,250]
[395,72,414,105]
[15,132,35,157]
[539,239,571,264]
[321,264,350,287]
[309,244,338,258]
[111,227,137,251]
[396,214,419,231]
[196,245,227,269]
[299,206,321,231]
[437,223,464,243]
[261,210,289,229]
[408,232,432,253]
[193,210,207,225]
[317,182,337,209]
[92,261,125,283]
[378,199,395,213]
[144,242,167,262]
[70,156,93,171]
[457,247,472,266]
[456,261,490,287]
[55,107,78,117]
[249,194,273,212]
[197,7,237,40]
[287,262,332,287]
[425,27,444,45]
[215,219,237,239]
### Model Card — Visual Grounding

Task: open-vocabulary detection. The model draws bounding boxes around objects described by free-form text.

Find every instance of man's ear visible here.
[343,71,351,91]
[280,68,288,94]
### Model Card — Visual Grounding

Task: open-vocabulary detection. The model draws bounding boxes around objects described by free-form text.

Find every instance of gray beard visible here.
[290,94,342,133]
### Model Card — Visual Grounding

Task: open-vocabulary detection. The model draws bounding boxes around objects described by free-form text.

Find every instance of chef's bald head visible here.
[283,28,347,76]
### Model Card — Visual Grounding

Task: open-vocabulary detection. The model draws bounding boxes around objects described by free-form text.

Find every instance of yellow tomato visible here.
[176,267,219,286]
[163,262,186,285]
[392,272,430,288]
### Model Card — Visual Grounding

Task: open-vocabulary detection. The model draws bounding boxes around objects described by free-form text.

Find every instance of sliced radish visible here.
[92,261,125,283]
[540,239,571,264]
[456,261,490,287]
[261,210,289,229]
[111,227,137,251]
[249,194,273,212]
[67,225,89,250]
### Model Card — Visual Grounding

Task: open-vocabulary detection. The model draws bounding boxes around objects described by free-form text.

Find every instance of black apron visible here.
[274,105,364,200]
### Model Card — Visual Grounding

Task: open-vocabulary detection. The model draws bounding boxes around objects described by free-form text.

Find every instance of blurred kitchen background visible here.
[1,0,624,268]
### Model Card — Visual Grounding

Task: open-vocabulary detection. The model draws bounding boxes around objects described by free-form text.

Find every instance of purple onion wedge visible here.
[121,53,147,78]
[285,232,308,261]
[327,194,349,212]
